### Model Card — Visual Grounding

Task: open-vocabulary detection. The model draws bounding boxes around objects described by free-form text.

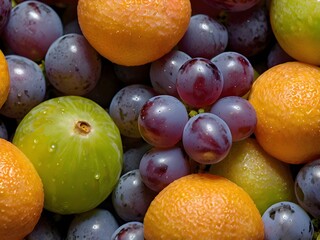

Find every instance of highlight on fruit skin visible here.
[144,173,264,240]
[77,0,192,66]
[0,138,44,240]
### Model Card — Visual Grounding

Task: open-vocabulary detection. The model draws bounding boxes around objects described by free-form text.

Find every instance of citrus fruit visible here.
[0,50,10,109]
[0,138,44,240]
[248,61,320,164]
[12,96,123,214]
[144,173,264,240]
[209,137,296,214]
[270,0,320,65]
[77,0,191,66]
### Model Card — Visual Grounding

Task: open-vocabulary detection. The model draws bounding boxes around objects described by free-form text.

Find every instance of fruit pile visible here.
[0,0,320,239]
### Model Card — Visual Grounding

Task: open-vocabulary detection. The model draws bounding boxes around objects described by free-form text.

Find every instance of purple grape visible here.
[176,57,223,108]
[26,213,62,240]
[112,169,157,222]
[63,19,82,35]
[111,221,144,240]
[178,14,228,59]
[122,143,151,175]
[150,49,191,97]
[66,208,119,240]
[139,146,191,192]
[2,0,63,61]
[0,0,11,33]
[295,159,320,218]
[209,96,256,142]
[182,112,232,164]
[267,42,295,68]
[113,63,151,85]
[138,95,189,148]
[45,33,101,96]
[211,51,254,97]
[0,55,46,119]
[225,5,271,57]
[109,84,156,138]
[262,201,314,240]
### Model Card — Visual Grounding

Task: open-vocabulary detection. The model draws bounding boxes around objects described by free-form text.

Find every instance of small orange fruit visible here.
[77,0,191,66]
[248,61,320,164]
[144,173,264,240]
[0,50,10,109]
[0,138,44,240]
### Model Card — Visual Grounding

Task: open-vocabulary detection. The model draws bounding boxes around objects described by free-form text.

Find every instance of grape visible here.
[176,57,223,108]
[113,63,151,85]
[63,19,82,35]
[201,0,261,12]
[122,143,151,175]
[45,33,101,96]
[139,146,191,192]
[111,221,144,240]
[262,201,314,240]
[209,96,256,142]
[182,112,232,164]
[0,55,46,119]
[150,49,191,97]
[0,0,11,33]
[26,213,62,240]
[211,51,254,97]
[109,84,156,138]
[267,42,295,68]
[224,5,271,57]
[138,95,189,148]
[295,159,320,218]
[178,14,228,59]
[2,0,63,61]
[112,169,157,222]
[66,208,119,240]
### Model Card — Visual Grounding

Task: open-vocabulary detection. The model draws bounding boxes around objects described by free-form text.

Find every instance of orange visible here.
[0,138,44,240]
[144,173,264,240]
[77,0,191,66]
[248,61,320,164]
[0,50,10,109]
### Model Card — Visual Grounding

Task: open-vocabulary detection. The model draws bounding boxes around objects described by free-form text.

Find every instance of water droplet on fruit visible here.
[42,110,47,115]
[49,144,56,152]
[33,139,38,144]
[94,174,100,180]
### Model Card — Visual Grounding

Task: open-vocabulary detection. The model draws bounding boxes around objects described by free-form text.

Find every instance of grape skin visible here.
[139,146,191,192]
[138,95,189,148]
[0,55,46,119]
[295,159,320,218]
[262,201,314,240]
[182,112,232,164]
[2,0,63,61]
[66,208,119,240]
[150,49,191,97]
[111,221,144,240]
[176,57,224,108]
[0,0,11,33]
[109,84,156,138]
[210,96,257,142]
[211,51,254,98]
[178,14,228,59]
[45,33,102,96]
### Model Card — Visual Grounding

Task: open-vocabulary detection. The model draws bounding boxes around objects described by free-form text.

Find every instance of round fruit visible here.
[12,96,123,214]
[0,138,44,240]
[144,173,264,239]
[209,137,296,214]
[248,61,320,164]
[77,0,191,66]
[201,0,260,12]
[0,50,10,109]
[270,0,320,65]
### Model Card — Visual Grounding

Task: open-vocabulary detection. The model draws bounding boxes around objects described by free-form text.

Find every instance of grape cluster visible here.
[0,0,317,239]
